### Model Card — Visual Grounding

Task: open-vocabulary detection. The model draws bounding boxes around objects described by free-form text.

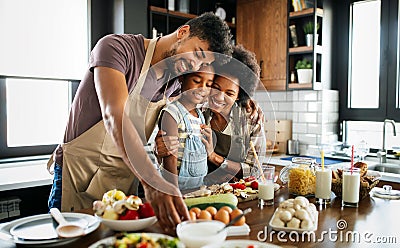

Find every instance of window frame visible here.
[338,0,400,123]
[0,76,79,160]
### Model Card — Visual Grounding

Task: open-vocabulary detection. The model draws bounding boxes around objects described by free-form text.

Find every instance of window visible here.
[0,0,88,160]
[337,0,400,147]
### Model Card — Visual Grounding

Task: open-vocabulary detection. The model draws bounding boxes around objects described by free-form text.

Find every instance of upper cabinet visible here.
[237,0,287,91]
[286,0,324,90]
[148,0,236,40]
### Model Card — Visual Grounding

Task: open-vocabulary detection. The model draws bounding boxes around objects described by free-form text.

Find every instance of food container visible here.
[279,157,316,196]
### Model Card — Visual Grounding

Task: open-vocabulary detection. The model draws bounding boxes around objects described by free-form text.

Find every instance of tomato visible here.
[250,181,259,190]
[138,202,155,218]
[137,243,148,248]
[244,176,256,182]
[230,183,246,190]
[247,245,255,248]
[119,209,139,220]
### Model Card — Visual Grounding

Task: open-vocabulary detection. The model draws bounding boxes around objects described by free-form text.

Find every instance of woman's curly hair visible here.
[185,12,233,64]
[216,44,260,106]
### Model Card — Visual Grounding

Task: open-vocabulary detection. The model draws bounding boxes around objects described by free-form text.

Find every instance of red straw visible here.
[351,145,354,174]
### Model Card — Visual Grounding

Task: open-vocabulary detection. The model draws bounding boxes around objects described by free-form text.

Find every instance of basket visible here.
[331,171,381,200]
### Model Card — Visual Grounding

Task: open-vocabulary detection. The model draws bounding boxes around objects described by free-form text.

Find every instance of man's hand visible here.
[142,180,189,233]
[246,99,264,125]
[154,130,179,158]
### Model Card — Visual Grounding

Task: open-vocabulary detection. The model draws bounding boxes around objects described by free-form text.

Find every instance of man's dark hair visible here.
[185,12,233,63]
[216,45,260,106]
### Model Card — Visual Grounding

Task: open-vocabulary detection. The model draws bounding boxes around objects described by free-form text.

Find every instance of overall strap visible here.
[175,102,194,133]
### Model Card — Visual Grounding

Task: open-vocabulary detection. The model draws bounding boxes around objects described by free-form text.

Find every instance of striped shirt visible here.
[160,100,205,169]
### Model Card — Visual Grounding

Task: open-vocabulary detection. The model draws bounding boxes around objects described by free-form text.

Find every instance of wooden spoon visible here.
[49,208,85,238]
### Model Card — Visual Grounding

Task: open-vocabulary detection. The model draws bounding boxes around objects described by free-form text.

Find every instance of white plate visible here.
[0,212,100,246]
[96,215,157,231]
[202,239,282,248]
[89,233,184,248]
[268,208,318,232]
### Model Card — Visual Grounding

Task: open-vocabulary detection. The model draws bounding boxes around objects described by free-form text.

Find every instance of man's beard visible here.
[161,47,193,78]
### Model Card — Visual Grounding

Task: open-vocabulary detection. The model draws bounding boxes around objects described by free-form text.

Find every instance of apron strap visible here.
[132,37,159,95]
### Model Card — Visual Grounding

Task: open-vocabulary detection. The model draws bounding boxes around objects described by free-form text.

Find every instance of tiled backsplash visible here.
[254,90,339,156]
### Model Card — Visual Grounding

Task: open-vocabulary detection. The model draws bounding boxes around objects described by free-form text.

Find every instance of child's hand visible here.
[200,126,214,156]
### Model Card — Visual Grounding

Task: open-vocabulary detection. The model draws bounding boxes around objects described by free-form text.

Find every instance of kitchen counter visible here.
[1,166,399,248]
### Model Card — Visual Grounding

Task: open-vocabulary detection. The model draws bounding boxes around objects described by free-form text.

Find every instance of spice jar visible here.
[279,157,317,196]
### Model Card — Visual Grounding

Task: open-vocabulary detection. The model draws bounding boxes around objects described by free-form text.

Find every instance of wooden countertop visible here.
[1,183,399,247]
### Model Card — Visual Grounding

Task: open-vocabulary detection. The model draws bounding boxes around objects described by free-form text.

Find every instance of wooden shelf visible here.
[289,45,322,54]
[149,6,235,28]
[288,83,312,89]
[289,8,323,18]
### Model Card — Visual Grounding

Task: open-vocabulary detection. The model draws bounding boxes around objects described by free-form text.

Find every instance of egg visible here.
[189,211,197,220]
[198,210,212,220]
[219,206,233,214]
[230,208,245,226]
[214,209,230,224]
[189,207,201,218]
[205,206,217,217]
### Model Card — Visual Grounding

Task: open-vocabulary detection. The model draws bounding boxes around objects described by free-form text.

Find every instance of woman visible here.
[201,45,265,184]
[156,45,266,185]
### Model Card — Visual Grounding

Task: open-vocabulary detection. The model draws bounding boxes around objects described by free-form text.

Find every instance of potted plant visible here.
[295,59,312,84]
[303,22,320,47]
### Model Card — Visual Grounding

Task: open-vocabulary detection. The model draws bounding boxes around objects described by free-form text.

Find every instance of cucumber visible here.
[184,193,238,209]
[188,202,237,210]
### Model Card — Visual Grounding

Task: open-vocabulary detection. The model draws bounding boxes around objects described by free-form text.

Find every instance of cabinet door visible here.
[237,0,287,91]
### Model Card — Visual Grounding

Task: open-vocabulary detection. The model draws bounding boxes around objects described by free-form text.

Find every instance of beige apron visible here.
[47,38,166,211]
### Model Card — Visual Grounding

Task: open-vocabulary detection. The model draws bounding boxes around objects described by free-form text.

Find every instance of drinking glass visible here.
[258,165,275,207]
[315,166,332,205]
[342,168,360,207]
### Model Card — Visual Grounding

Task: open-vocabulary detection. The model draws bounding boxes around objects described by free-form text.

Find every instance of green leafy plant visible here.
[295,59,312,69]
[303,22,320,34]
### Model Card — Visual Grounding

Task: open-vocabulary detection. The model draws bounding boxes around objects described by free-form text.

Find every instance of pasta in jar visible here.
[288,158,316,196]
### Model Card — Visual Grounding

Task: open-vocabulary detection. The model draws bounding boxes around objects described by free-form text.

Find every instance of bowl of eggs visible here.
[176,219,227,248]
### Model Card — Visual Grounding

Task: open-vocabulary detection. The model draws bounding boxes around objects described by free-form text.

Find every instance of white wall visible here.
[254,90,339,156]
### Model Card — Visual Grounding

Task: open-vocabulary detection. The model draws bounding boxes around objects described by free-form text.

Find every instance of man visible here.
[47,12,233,231]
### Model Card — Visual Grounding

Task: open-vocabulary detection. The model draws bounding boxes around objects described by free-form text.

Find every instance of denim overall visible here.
[175,102,208,190]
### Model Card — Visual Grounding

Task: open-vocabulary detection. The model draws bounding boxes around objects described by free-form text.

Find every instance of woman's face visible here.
[180,71,214,104]
[208,74,240,114]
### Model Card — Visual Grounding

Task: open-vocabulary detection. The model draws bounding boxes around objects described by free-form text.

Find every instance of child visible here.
[158,66,214,191]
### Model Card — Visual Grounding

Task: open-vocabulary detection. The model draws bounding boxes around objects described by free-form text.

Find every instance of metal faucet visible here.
[378,119,397,163]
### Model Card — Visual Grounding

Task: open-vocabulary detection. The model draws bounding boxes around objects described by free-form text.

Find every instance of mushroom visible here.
[92,200,106,216]
[287,217,301,228]
[301,218,314,229]
[294,209,310,220]
[279,210,293,222]
[271,216,285,227]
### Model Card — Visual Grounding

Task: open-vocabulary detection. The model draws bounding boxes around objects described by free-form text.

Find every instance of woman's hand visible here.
[154,130,179,158]
[200,125,214,156]
[246,99,264,125]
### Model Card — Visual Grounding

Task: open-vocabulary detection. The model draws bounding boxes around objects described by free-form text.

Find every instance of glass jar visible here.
[279,157,317,196]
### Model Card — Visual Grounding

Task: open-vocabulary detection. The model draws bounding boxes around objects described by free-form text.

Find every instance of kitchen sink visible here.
[369,163,400,174]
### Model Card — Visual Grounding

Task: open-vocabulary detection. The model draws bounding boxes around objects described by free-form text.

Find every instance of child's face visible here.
[180,71,214,104]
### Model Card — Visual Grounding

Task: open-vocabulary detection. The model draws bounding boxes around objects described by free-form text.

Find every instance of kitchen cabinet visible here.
[149,0,236,39]
[287,0,323,90]
[236,0,287,91]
